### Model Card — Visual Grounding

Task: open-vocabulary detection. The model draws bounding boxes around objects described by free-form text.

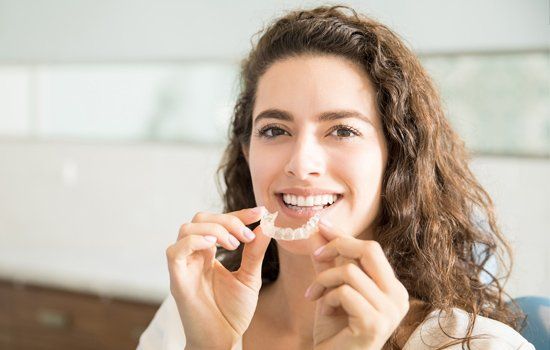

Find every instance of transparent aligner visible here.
[260,211,321,241]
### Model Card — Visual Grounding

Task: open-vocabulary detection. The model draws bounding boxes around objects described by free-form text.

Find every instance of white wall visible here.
[0,0,548,63]
[0,0,547,301]
[0,139,548,300]
[470,157,549,297]
[0,139,226,302]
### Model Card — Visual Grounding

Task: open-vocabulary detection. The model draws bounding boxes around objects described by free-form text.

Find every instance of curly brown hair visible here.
[214,5,525,349]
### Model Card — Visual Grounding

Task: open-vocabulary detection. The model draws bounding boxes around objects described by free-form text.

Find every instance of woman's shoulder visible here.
[137,295,187,350]
[403,307,535,350]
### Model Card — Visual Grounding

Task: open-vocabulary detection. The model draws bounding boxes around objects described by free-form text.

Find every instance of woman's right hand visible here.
[166,206,271,349]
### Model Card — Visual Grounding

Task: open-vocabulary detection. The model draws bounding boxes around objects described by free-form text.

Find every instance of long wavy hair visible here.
[214,5,525,349]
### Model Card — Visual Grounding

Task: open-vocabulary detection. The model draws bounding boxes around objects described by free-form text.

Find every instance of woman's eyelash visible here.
[254,124,289,138]
[327,124,362,138]
[254,124,362,139]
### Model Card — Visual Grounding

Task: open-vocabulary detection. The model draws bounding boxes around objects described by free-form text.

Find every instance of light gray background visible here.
[0,0,548,302]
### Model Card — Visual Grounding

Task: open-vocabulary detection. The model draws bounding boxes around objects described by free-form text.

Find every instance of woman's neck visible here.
[258,247,317,342]
[255,246,428,348]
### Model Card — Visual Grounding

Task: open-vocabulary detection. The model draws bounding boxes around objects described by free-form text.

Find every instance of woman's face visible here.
[245,54,387,254]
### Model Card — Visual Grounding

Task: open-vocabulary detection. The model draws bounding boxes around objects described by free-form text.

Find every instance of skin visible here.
[241,54,411,349]
[167,54,415,350]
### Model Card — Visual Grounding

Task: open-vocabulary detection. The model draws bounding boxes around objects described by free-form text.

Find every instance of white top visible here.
[137,295,535,350]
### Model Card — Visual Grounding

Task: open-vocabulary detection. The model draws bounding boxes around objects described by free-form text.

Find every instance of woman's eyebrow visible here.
[253,108,373,126]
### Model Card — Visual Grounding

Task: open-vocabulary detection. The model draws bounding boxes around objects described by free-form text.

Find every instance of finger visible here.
[309,217,355,275]
[322,285,376,323]
[313,237,397,294]
[317,218,348,241]
[308,220,335,275]
[178,222,240,250]
[306,263,388,312]
[236,224,272,289]
[227,206,267,225]
[166,234,218,277]
[190,206,265,244]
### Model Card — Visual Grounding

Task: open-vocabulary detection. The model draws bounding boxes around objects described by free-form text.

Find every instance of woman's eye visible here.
[258,126,288,138]
[256,124,360,140]
[329,125,361,139]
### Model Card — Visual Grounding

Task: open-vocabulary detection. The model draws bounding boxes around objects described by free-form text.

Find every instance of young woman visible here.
[139,5,534,350]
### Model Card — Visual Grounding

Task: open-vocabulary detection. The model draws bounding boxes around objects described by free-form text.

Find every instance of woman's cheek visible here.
[249,144,286,203]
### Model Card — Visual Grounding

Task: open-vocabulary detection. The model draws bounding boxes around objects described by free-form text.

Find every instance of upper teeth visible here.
[282,194,338,207]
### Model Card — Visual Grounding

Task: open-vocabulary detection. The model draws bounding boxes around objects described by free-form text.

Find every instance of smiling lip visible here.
[275,193,341,220]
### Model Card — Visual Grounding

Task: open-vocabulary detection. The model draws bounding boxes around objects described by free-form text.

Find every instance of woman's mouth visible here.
[275,193,343,219]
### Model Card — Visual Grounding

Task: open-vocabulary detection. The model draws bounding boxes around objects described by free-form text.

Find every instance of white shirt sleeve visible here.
[137,294,187,350]
[403,308,536,350]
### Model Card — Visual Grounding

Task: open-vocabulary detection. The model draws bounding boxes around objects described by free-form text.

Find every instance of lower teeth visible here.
[286,203,329,210]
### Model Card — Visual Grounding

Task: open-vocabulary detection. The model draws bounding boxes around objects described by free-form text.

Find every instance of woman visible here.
[139,5,534,350]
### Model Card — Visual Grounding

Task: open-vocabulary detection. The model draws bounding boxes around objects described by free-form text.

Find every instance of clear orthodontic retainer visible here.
[260,211,321,240]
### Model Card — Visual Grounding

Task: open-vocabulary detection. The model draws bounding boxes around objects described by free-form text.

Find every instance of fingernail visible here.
[313,245,326,256]
[229,235,240,248]
[242,226,256,241]
[319,218,332,228]
[204,235,217,243]
[304,285,312,299]
[252,206,266,215]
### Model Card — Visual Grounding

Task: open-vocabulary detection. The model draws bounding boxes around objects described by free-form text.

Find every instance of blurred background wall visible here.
[0,0,548,348]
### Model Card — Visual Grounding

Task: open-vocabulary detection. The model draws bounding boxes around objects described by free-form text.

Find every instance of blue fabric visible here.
[512,296,550,350]
[473,242,548,348]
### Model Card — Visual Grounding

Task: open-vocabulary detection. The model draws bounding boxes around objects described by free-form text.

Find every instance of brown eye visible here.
[258,126,289,138]
[329,125,361,139]
[334,128,353,137]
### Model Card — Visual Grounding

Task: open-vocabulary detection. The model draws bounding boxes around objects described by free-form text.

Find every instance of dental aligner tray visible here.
[260,211,320,240]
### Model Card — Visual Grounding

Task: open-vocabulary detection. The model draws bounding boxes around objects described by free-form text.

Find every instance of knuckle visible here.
[325,288,335,301]
[334,237,347,245]
[343,263,359,279]
[400,285,410,301]
[214,224,229,237]
[178,223,191,237]
[317,269,329,281]
[209,224,230,243]
[393,282,409,304]
[165,245,175,261]
[192,211,207,222]
[228,215,243,227]
[338,284,353,297]
[364,240,382,251]
[227,216,244,231]
[402,298,410,314]
[398,289,410,312]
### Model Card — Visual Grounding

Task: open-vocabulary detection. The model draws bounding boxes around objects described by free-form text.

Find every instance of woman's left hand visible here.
[307,219,410,350]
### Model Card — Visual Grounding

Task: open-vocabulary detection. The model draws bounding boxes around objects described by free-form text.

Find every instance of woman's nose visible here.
[284,135,325,180]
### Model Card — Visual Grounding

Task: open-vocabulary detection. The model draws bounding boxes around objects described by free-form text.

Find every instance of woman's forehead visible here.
[253,55,379,126]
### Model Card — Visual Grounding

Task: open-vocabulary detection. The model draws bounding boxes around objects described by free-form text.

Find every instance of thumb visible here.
[235,222,272,289]
[309,223,333,275]
[228,205,266,225]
